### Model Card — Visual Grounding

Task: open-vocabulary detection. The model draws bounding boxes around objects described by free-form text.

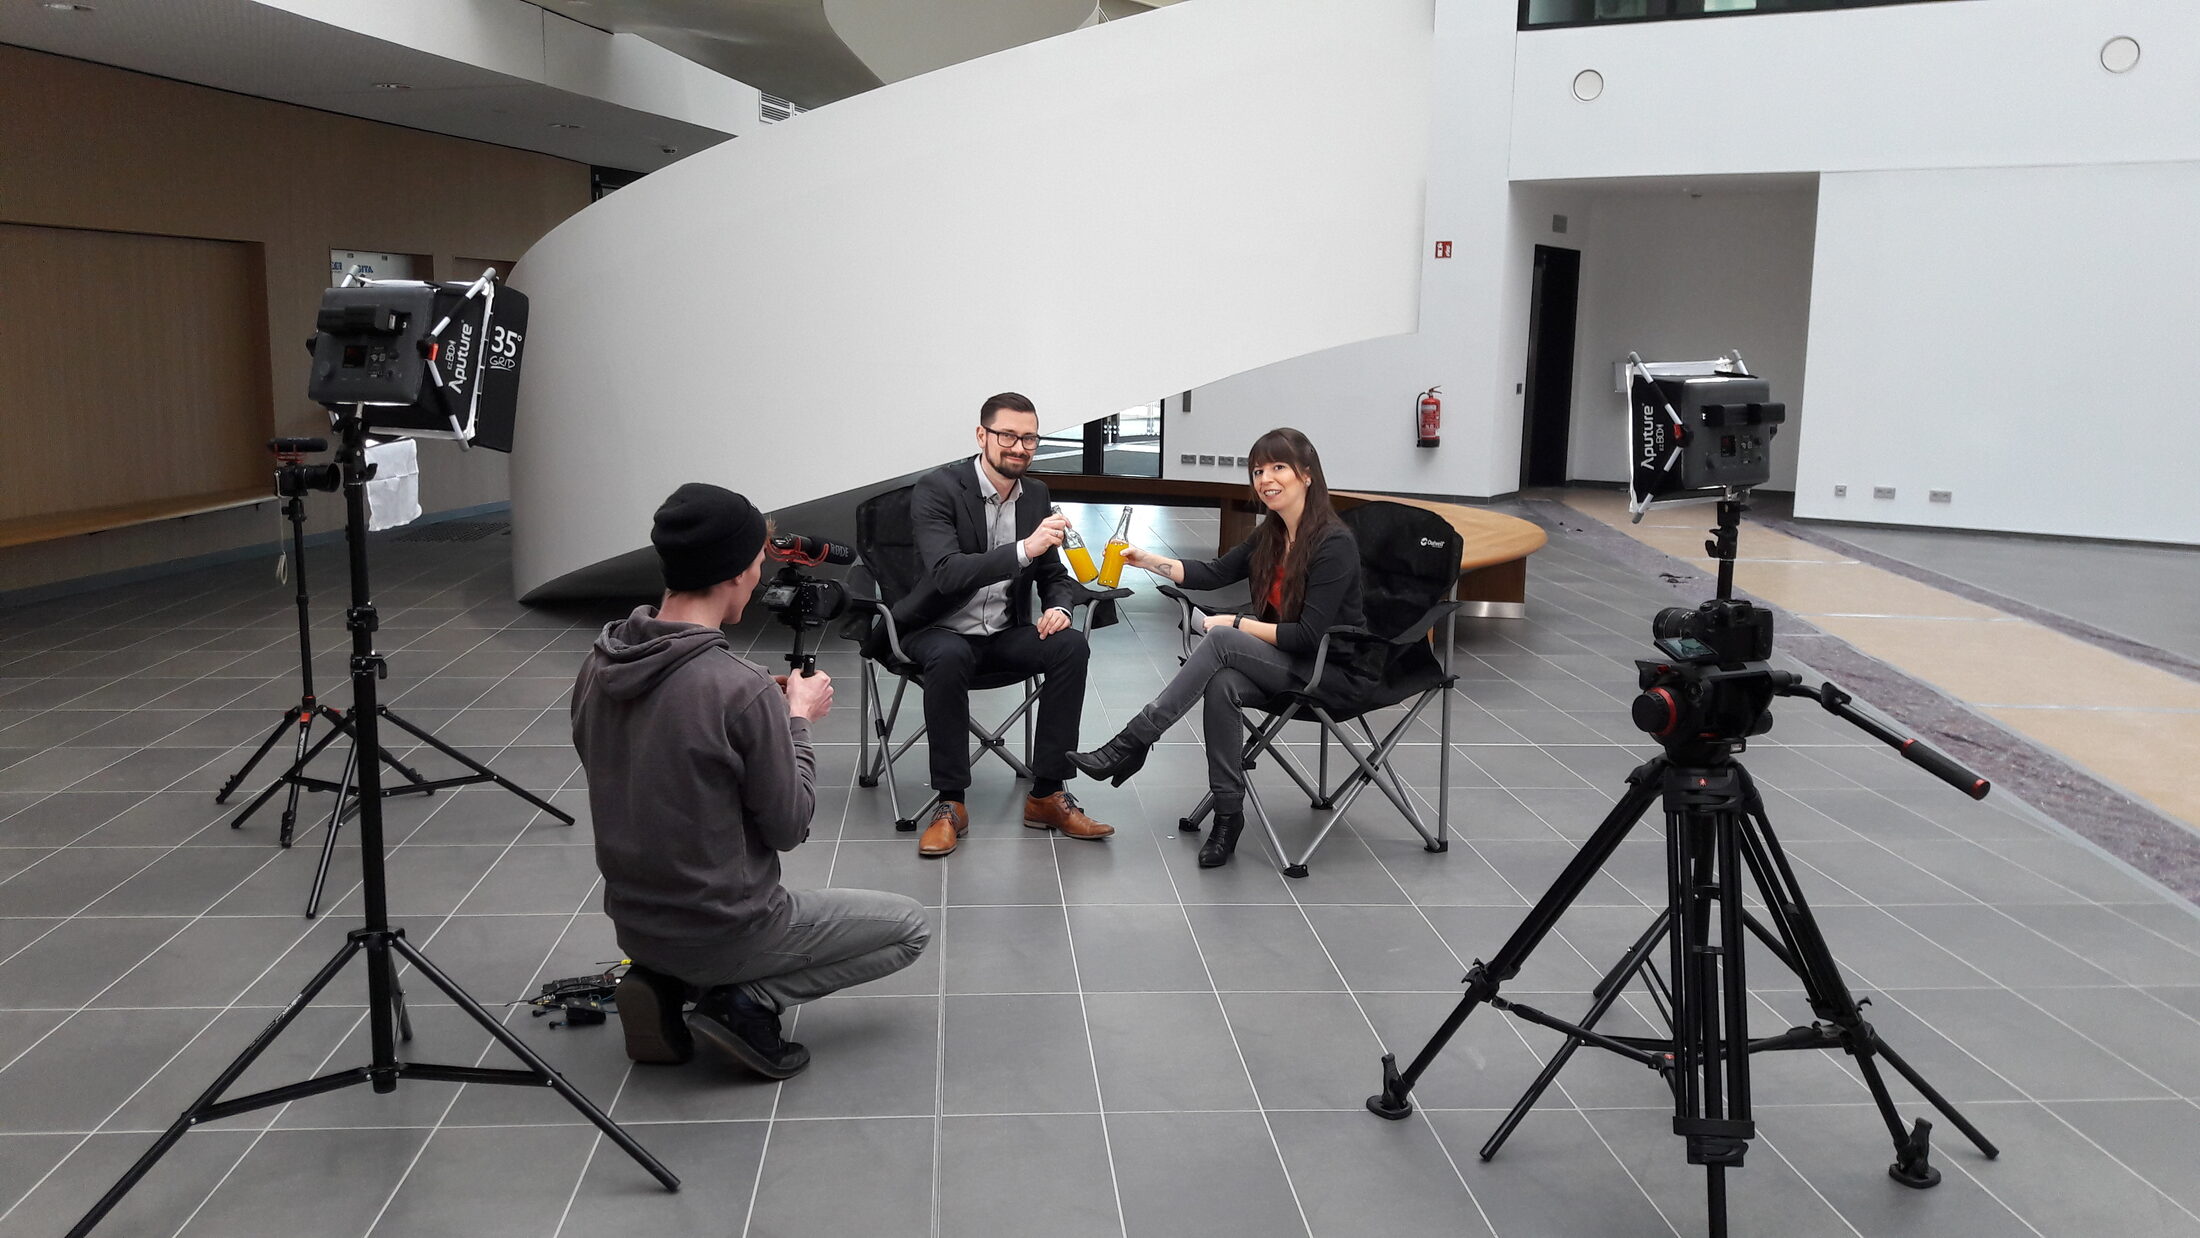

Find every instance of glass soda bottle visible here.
[1097,506,1134,588]
[1054,504,1098,583]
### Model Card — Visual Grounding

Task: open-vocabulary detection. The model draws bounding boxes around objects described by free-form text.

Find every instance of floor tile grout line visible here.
[0,796,363,1234]
[1331,795,1679,1237]
[110,595,593,1235]
[358,871,610,1238]
[927,828,951,1238]
[0,746,325,1081]
[1137,785,1319,1238]
[1049,827,1132,1238]
[1862,983,2200,1227]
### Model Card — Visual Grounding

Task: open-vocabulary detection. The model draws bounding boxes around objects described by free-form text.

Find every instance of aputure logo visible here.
[447,321,476,396]
[1638,401,1659,467]
[1419,537,1444,549]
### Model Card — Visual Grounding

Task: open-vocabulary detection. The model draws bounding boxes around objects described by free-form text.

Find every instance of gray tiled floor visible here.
[2,502,2199,1237]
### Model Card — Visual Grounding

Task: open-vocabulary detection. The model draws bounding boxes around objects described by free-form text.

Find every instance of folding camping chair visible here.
[844,485,1128,832]
[1160,500,1462,876]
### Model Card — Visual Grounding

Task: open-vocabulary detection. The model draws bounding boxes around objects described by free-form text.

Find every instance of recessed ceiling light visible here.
[373,82,411,91]
[42,3,95,11]
[549,122,585,130]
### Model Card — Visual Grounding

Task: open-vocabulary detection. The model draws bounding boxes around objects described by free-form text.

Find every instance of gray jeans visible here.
[1129,624,1309,813]
[696,887,930,1012]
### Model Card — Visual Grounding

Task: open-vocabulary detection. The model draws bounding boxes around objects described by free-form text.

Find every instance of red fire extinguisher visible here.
[1416,387,1441,448]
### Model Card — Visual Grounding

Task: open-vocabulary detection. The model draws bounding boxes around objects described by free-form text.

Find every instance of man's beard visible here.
[990,450,1031,478]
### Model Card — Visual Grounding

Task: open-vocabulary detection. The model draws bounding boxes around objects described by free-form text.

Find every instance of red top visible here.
[1265,569,1284,618]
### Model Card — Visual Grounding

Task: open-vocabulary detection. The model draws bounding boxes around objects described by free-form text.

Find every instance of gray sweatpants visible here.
[1128,624,1310,814]
[700,887,929,1013]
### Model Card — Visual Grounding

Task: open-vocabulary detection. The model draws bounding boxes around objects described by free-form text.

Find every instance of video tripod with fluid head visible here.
[1367,495,1999,1238]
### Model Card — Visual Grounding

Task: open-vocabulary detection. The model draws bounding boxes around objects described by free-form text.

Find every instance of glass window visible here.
[1522,0,1962,30]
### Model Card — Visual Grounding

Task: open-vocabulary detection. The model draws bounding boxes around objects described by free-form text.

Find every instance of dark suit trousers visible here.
[902,624,1089,792]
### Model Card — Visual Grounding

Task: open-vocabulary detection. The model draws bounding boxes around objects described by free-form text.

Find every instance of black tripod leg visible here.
[305,742,359,919]
[1733,779,1997,1175]
[1482,909,1674,1160]
[64,936,365,1238]
[276,711,318,848]
[219,710,302,806]
[1369,760,1668,1119]
[388,935,678,1189]
[323,706,427,786]
[379,709,573,824]
[226,719,349,831]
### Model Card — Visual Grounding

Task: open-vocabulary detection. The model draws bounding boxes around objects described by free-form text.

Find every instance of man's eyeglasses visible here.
[983,427,1043,450]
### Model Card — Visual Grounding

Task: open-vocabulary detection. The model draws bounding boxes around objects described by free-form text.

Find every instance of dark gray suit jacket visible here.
[889,457,1077,635]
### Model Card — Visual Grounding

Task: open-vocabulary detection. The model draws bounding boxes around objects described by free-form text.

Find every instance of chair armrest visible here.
[1062,583,1133,610]
[843,594,912,665]
[1380,601,1464,647]
[1155,584,1232,660]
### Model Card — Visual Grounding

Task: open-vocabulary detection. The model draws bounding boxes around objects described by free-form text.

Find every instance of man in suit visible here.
[897,392,1114,857]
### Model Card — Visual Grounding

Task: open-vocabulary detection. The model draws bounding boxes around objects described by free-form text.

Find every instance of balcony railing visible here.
[1522,0,1964,31]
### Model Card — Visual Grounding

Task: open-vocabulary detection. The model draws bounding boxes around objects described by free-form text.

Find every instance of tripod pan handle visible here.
[1897,737,1990,801]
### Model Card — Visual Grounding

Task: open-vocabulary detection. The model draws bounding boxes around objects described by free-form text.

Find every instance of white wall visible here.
[1182,0,2198,545]
[1177,0,1520,500]
[1510,0,2200,179]
[1565,185,1818,491]
[1799,161,2200,543]
[509,0,1435,598]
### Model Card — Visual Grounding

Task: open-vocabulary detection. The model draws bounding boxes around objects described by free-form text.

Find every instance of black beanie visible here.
[652,483,768,592]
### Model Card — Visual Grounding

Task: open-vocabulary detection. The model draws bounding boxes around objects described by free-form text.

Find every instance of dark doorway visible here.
[1520,244,1581,488]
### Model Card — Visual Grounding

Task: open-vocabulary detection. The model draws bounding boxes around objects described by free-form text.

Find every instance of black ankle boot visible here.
[1199,811,1245,868]
[1068,727,1152,787]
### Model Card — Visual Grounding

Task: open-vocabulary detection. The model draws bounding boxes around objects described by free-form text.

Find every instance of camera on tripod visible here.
[1634,598,1783,746]
[1650,597,1775,667]
[270,437,342,497]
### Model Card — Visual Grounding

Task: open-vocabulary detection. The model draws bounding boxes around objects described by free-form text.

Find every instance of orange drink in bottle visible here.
[1097,507,1133,588]
[1054,505,1098,582]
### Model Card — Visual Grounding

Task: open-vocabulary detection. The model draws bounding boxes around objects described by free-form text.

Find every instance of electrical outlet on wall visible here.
[1873,486,1897,500]
[1929,490,1953,503]
[1179,453,1196,465]
[1198,454,1216,466]
[1833,484,1847,497]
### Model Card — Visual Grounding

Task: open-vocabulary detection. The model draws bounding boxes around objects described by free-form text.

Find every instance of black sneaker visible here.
[613,964,694,1065]
[690,988,811,1079]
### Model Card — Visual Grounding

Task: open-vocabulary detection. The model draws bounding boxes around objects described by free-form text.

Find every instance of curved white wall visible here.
[509,0,1434,598]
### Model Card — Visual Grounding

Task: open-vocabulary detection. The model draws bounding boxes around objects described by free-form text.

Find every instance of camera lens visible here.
[1651,607,1696,641]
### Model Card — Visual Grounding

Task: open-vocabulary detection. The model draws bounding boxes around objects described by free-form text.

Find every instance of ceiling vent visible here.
[759,94,806,124]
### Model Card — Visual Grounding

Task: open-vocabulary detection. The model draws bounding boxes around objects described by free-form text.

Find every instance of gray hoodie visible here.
[571,606,814,982]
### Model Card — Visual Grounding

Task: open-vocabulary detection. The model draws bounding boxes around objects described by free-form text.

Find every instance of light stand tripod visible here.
[66,409,678,1238]
[1367,498,1999,1238]
[218,438,432,845]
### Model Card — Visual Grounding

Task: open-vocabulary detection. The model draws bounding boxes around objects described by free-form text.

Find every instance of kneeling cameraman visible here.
[573,483,928,1078]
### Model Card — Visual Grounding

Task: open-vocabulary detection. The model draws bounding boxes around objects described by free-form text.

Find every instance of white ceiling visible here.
[527,0,1186,109]
[530,0,880,109]
[0,0,733,172]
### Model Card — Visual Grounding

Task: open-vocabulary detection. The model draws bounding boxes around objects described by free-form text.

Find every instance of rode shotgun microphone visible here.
[768,533,857,567]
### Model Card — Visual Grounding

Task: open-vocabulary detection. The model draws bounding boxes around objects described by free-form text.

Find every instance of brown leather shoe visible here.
[918,800,968,857]
[1024,790,1114,840]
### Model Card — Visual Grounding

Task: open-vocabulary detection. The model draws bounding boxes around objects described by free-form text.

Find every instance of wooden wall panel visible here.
[0,45,592,589]
[0,224,270,523]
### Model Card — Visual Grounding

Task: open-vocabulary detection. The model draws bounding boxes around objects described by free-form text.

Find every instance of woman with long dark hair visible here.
[1069,427,1363,867]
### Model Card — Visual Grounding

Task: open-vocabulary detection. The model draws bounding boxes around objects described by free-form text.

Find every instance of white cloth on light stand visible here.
[364,438,421,531]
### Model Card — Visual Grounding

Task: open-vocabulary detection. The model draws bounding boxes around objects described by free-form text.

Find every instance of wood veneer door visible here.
[0,223,270,525]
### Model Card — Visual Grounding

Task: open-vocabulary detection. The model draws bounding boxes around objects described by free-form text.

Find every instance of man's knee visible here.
[916,639,977,684]
[1040,626,1088,668]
